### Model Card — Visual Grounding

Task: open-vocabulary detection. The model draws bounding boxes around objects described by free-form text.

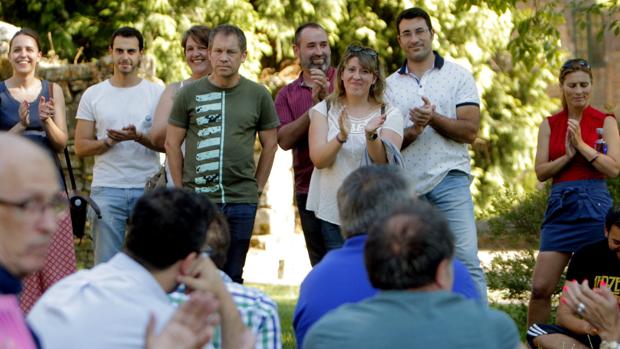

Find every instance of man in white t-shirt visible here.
[75,27,164,264]
[385,7,487,304]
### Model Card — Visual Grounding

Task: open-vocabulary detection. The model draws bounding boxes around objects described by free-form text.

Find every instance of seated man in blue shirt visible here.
[293,165,480,347]
[304,200,519,349]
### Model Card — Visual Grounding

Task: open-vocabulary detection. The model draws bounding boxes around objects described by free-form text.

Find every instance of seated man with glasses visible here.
[0,133,67,348]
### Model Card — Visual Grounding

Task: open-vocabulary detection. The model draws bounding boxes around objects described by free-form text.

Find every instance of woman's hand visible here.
[567,119,584,148]
[565,131,576,158]
[38,96,55,123]
[338,108,350,141]
[364,112,386,135]
[19,100,30,127]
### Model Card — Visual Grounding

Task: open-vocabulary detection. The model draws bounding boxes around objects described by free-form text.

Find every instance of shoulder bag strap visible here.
[48,81,78,193]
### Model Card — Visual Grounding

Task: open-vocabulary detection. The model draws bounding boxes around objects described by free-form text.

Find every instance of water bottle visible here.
[595,128,607,154]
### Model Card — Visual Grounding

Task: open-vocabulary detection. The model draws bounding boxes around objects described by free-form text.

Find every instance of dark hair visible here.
[205,211,230,269]
[208,24,246,52]
[328,44,385,105]
[294,23,326,45]
[182,25,210,52]
[605,206,620,232]
[338,165,415,238]
[109,26,144,51]
[365,201,455,290]
[9,28,41,52]
[396,7,433,34]
[125,188,216,270]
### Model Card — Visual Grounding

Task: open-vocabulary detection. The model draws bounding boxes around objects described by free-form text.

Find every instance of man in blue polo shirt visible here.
[293,165,479,348]
[385,7,487,303]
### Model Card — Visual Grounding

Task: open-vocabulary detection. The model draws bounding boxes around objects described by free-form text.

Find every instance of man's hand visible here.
[310,68,329,103]
[177,256,226,297]
[409,96,435,131]
[107,124,143,142]
[145,291,220,349]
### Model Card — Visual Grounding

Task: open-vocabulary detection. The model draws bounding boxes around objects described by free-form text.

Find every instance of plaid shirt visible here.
[169,271,282,349]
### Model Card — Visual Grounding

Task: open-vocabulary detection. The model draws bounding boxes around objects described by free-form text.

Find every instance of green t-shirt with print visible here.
[169,76,279,204]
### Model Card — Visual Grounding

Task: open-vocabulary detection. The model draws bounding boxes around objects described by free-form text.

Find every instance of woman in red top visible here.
[527,59,620,326]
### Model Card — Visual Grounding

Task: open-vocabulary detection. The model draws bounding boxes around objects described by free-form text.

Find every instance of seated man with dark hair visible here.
[527,206,620,349]
[304,200,520,349]
[28,188,248,349]
[170,211,282,349]
[293,165,480,348]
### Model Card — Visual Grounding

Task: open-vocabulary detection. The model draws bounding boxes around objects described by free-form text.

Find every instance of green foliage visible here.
[483,184,549,244]
[2,0,617,214]
[486,250,536,302]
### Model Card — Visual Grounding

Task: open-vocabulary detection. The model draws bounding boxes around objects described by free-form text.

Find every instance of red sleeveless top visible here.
[547,106,614,183]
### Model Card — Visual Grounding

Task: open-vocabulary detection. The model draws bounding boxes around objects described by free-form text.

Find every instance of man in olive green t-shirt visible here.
[166,24,279,283]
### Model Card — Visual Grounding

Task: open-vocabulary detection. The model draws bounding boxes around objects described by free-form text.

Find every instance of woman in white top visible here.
[307,45,404,248]
[148,25,211,150]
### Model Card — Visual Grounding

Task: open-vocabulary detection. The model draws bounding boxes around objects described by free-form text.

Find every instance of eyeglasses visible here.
[0,192,68,218]
[399,28,430,39]
[561,58,591,73]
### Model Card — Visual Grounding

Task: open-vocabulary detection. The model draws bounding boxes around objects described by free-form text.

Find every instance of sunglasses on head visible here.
[346,45,378,59]
[561,58,591,73]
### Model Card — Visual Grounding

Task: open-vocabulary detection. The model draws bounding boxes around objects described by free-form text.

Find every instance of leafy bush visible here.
[486,250,536,302]
[482,184,549,246]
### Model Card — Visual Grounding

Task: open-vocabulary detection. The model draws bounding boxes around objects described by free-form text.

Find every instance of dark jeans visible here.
[218,203,257,284]
[297,194,344,266]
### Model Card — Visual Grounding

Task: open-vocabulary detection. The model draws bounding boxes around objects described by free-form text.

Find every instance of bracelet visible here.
[336,134,347,144]
[590,154,599,164]
[103,138,113,148]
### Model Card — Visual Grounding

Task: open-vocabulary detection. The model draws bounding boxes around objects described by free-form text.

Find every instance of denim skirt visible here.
[540,179,612,252]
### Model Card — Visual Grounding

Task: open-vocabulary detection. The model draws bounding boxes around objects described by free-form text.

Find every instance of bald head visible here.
[0,132,60,278]
[0,132,58,194]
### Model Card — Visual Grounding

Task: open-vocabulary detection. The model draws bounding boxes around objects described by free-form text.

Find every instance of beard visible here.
[301,54,330,72]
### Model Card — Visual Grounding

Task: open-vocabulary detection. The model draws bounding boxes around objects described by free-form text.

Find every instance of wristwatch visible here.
[366,132,378,141]
[600,340,620,349]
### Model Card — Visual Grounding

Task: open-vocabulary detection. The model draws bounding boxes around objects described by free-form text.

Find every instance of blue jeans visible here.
[219,203,257,284]
[296,194,344,266]
[320,220,344,251]
[90,187,144,265]
[423,171,488,304]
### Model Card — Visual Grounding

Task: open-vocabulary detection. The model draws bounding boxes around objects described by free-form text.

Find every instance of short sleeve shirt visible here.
[385,52,480,195]
[168,76,280,204]
[566,239,620,295]
[274,68,336,195]
[76,79,164,188]
[306,100,404,224]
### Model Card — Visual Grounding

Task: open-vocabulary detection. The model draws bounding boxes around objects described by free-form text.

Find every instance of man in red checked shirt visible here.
[274,23,338,266]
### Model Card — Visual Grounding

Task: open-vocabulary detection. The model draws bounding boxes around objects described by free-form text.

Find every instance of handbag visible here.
[47,81,101,239]
[61,148,101,239]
